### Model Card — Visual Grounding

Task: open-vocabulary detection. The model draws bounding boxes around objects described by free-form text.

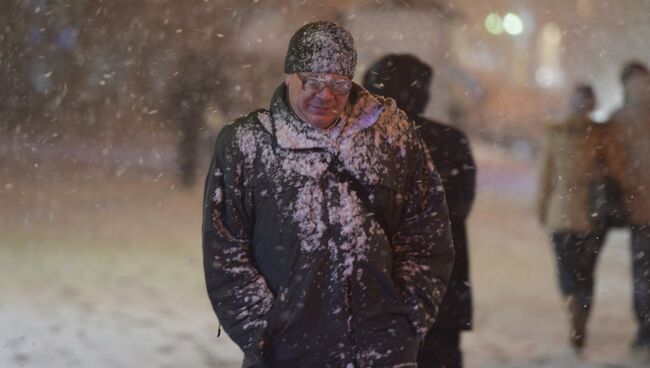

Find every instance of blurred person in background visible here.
[168,49,214,188]
[202,21,454,367]
[363,54,476,368]
[609,61,650,353]
[537,84,627,354]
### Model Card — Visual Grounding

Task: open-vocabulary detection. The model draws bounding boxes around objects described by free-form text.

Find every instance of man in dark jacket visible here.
[202,22,454,367]
[609,61,650,352]
[363,54,476,368]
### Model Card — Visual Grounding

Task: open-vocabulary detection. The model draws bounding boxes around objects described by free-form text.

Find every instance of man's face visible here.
[624,72,650,100]
[285,73,351,129]
[570,91,595,114]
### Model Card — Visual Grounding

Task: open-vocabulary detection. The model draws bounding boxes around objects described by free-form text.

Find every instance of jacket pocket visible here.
[367,177,400,239]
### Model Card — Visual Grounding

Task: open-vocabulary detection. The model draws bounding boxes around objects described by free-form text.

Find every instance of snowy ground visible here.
[1,138,648,368]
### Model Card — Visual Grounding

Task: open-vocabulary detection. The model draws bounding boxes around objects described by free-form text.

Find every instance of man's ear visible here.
[285,74,292,86]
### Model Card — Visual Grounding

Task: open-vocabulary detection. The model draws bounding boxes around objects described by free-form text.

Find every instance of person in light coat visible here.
[537,84,627,352]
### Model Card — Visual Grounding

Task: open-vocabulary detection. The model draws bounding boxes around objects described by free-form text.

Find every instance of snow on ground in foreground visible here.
[1,141,648,367]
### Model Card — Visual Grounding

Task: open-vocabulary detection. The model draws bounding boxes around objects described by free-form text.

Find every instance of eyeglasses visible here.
[297,74,352,95]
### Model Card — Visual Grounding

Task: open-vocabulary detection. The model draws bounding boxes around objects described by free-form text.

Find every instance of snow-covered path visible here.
[0,142,647,367]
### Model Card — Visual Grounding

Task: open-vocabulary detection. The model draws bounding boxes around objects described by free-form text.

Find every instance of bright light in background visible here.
[535,67,562,88]
[503,13,524,35]
[485,12,524,36]
[484,12,504,35]
[535,22,564,88]
[541,22,562,45]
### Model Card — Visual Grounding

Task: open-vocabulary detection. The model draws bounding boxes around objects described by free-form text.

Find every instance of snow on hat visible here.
[284,21,357,79]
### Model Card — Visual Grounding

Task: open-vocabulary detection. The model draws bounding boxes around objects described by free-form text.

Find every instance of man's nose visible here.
[315,86,335,99]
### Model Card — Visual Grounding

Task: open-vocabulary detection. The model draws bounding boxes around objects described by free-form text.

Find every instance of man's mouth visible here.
[309,105,334,113]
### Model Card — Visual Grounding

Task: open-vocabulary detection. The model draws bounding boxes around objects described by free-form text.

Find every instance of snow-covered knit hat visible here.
[284,21,357,79]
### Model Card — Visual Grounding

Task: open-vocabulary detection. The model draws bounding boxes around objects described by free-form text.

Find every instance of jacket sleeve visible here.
[391,133,454,342]
[601,123,630,194]
[536,131,554,225]
[202,124,274,362]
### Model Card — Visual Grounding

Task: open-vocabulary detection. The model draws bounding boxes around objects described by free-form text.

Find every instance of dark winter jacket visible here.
[609,92,650,226]
[360,53,475,332]
[202,83,454,367]
[415,117,476,331]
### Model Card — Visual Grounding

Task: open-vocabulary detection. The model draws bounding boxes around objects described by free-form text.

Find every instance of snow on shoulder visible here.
[340,87,414,143]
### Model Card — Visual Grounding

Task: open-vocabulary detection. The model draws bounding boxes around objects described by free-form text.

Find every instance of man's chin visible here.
[306,115,336,129]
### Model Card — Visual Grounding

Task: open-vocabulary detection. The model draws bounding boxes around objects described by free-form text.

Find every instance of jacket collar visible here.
[259,83,386,150]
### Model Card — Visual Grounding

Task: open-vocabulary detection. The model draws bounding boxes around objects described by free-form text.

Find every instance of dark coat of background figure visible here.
[608,62,650,350]
[363,54,476,368]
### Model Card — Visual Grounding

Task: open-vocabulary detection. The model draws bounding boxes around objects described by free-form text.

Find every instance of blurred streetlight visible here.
[485,12,504,35]
[484,11,524,36]
[503,13,524,35]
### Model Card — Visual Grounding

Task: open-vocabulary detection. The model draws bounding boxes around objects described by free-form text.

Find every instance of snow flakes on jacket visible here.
[202,83,453,367]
